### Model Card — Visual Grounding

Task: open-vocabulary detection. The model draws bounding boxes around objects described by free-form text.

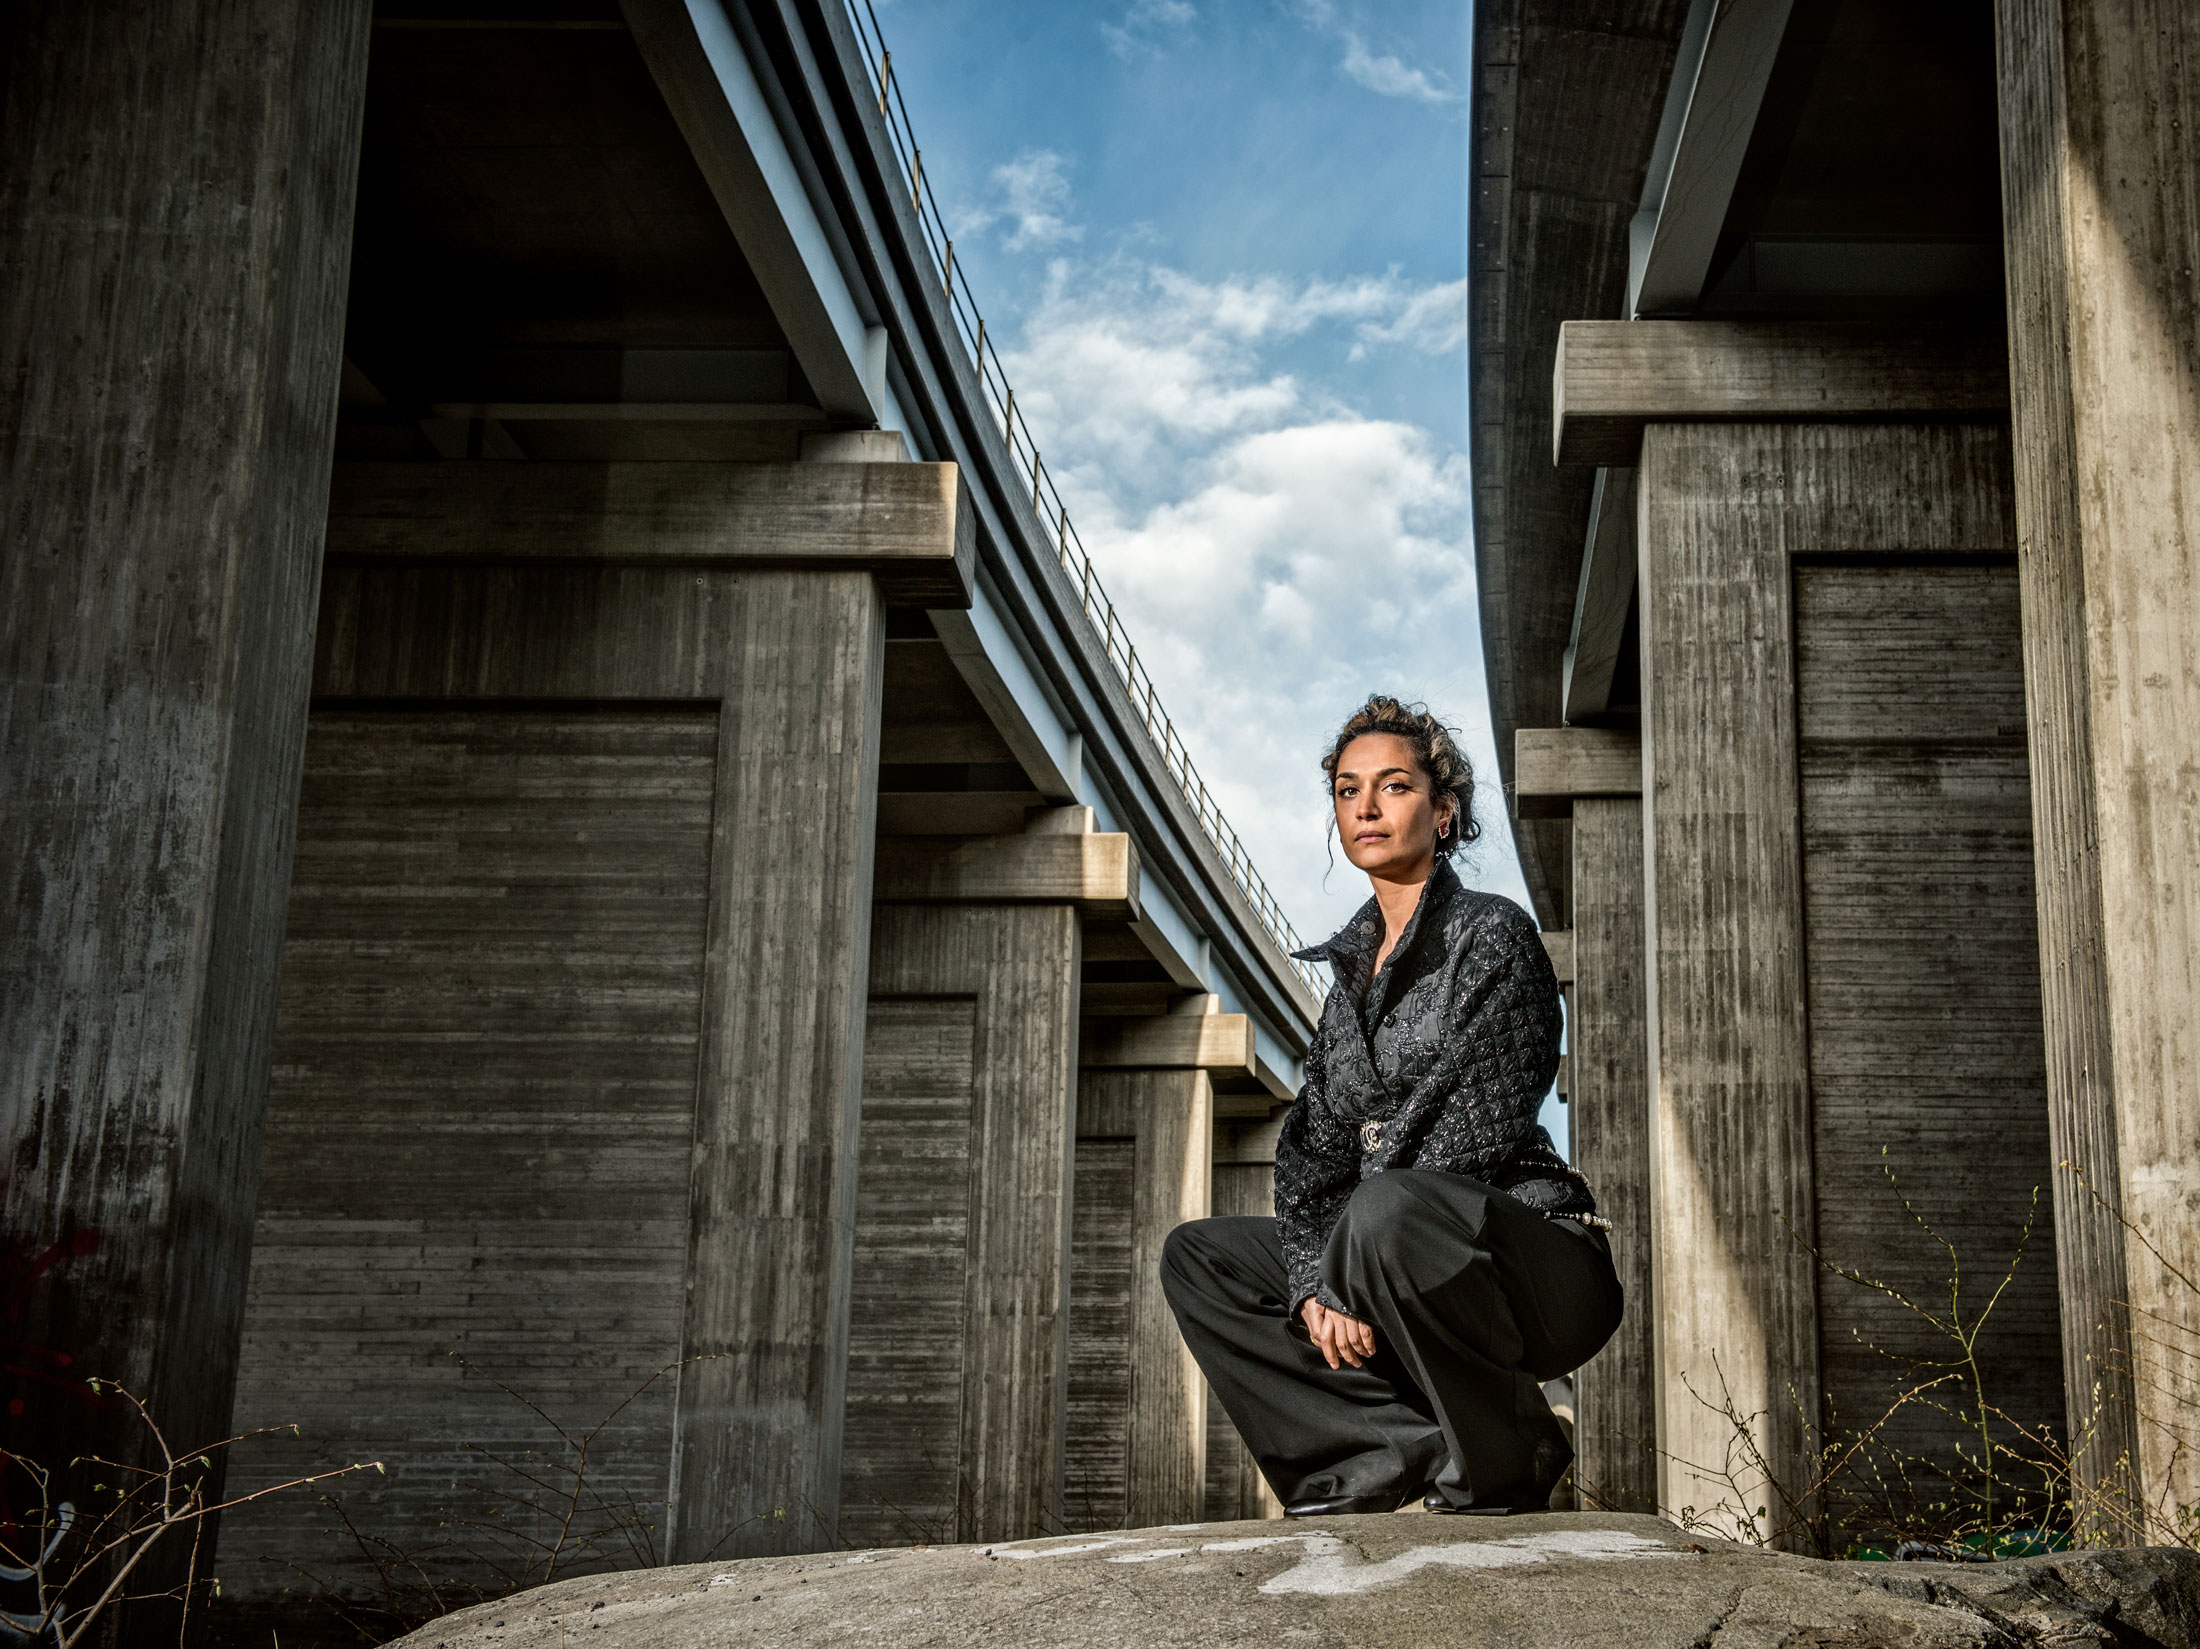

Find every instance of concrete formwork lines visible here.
[1996,0,2200,1536]
[1569,797,1657,1516]
[845,902,1081,1548]
[1638,420,1822,1545]
[1067,1069,1214,1534]
[0,0,373,1568]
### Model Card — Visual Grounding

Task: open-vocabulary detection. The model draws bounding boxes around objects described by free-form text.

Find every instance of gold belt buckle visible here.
[1360,1118,1384,1154]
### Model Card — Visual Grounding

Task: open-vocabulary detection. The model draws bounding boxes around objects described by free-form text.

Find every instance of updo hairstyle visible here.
[1319,695,1480,858]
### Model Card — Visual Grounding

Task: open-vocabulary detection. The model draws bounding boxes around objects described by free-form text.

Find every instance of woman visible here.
[1162,695,1621,1518]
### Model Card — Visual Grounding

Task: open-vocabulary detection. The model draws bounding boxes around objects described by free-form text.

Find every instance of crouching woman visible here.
[1162,695,1621,1517]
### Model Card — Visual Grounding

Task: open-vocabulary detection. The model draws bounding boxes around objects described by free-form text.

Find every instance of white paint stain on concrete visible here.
[990,1538,1139,1561]
[965,1526,1678,1595]
[1257,1529,1680,1596]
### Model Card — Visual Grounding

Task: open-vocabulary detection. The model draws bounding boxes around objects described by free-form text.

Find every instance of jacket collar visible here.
[1292,857,1461,983]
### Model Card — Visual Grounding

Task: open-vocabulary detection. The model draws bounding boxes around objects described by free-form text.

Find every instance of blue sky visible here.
[867,0,1564,1144]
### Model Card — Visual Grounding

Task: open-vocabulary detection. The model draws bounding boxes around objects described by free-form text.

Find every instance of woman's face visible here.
[1331,732,1453,882]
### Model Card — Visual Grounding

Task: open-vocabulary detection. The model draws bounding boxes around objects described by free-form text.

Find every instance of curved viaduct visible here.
[0,1,1320,1623]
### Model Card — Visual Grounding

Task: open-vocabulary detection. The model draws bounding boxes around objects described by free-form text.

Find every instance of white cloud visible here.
[1102,0,1195,60]
[1294,0,1460,106]
[995,150,1082,251]
[1351,276,1468,356]
[1080,415,1512,946]
[1001,263,1465,477]
[993,259,1525,944]
[1338,33,1457,104]
[953,149,1084,252]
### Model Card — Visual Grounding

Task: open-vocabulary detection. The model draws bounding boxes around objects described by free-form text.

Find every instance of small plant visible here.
[1808,1163,2054,1552]
[0,1382,375,1647]
[1661,1154,2200,1559]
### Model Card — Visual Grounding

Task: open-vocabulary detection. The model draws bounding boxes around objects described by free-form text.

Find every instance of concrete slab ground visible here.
[391,1511,2200,1649]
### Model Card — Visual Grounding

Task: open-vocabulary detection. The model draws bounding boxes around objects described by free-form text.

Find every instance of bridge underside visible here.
[0,4,1316,1638]
[1483,0,2200,1550]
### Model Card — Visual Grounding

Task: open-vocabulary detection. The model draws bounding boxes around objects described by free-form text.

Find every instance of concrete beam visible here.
[1540,929,1576,985]
[1553,322,2011,467]
[1562,467,1639,724]
[1247,1051,1298,1105]
[931,585,1084,801]
[801,428,913,464]
[624,0,884,421]
[1212,1110,1288,1166]
[326,460,975,609]
[426,399,827,424]
[1514,728,1643,819]
[874,833,1139,921]
[1627,0,1797,319]
[1081,1013,1255,1080]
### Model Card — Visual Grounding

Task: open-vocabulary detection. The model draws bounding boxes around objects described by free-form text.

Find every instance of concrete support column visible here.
[667,570,885,1561]
[1569,798,1655,1512]
[841,897,1083,1547]
[1558,321,2057,1548]
[1205,1112,1286,1522]
[839,806,1134,1546]
[0,0,370,1488]
[1995,0,2199,1533]
[1067,1064,1214,1532]
[1519,730,1658,1515]
[217,463,972,1594]
[1636,422,1822,1544]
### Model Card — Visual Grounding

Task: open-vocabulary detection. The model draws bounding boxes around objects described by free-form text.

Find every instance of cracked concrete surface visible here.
[389,1513,2200,1649]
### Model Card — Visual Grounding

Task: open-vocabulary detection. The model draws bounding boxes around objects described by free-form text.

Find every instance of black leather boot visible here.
[1284,1485,1413,1517]
[1422,1486,1543,1515]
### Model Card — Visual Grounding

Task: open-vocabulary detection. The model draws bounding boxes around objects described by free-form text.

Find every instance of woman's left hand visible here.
[1302,1298,1378,1369]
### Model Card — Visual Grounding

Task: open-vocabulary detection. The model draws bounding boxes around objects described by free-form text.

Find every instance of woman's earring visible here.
[1438,818,1450,839]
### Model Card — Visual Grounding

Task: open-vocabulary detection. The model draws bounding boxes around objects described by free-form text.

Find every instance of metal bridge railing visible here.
[843,0,1325,997]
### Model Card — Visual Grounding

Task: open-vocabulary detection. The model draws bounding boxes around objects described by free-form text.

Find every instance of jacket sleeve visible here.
[1271,1024,1360,1322]
[1434,903,1564,1177]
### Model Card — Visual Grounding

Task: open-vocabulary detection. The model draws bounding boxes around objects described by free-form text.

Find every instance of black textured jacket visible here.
[1275,857,1594,1317]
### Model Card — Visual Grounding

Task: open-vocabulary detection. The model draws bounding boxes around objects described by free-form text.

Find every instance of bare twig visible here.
[0,1382,377,1648]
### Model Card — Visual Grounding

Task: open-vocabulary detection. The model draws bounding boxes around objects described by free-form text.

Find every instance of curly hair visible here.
[1320,695,1480,858]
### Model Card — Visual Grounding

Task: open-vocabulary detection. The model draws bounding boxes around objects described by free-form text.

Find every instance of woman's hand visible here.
[1301,1298,1377,1369]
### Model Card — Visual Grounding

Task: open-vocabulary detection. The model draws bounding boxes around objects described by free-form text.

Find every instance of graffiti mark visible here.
[1250,1528,1681,1595]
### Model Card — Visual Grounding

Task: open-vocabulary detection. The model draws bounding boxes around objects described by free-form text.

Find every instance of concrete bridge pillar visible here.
[1996,0,2200,1536]
[839,808,1132,1546]
[1064,1004,1254,1530]
[0,0,370,1503]
[221,461,973,1578]
[1204,1112,1287,1522]
[1516,734,1656,1515]
[1557,322,2058,1547]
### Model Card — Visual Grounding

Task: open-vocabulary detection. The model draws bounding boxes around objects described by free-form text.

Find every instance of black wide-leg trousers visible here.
[1162,1168,1623,1511]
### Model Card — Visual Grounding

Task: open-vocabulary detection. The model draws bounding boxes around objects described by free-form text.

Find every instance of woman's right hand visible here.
[1301,1297,1377,1370]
